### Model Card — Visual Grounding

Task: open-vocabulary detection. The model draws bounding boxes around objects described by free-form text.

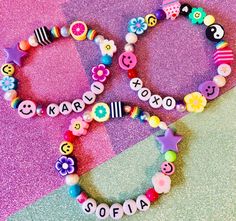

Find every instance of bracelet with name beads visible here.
[55,101,182,219]
[119,1,234,113]
[1,21,117,119]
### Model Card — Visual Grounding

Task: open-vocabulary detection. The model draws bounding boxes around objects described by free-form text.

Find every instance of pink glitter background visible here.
[0,0,235,220]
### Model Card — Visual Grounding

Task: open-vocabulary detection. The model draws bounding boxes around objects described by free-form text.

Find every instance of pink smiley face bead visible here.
[161,161,175,176]
[119,52,137,70]
[18,100,36,119]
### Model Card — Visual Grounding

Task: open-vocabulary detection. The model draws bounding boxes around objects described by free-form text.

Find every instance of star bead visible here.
[4,44,27,66]
[156,128,182,153]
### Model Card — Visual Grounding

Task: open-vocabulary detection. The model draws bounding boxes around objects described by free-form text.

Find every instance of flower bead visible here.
[69,117,89,136]
[99,40,117,57]
[184,92,207,113]
[55,156,75,176]
[128,17,148,35]
[92,102,110,122]
[189,8,206,24]
[152,172,171,194]
[0,76,18,92]
[92,64,110,82]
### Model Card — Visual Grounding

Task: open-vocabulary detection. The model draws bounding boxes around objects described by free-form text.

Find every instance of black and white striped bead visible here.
[34,26,53,46]
[110,101,124,118]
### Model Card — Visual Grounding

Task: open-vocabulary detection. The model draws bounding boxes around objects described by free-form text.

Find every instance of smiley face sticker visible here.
[198,81,220,100]
[119,52,137,70]
[161,161,175,176]
[1,63,15,76]
[59,141,74,155]
[145,14,157,27]
[18,100,36,119]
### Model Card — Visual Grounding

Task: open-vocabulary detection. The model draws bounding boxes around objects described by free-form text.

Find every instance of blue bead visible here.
[68,184,81,198]
[101,55,112,66]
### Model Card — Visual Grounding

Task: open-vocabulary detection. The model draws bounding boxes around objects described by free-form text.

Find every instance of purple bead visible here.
[155,9,166,20]
[176,101,186,113]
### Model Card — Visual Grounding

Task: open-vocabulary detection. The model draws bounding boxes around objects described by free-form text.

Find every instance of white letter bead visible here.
[138,87,151,101]
[125,32,138,44]
[59,101,72,115]
[82,198,97,214]
[72,99,85,113]
[46,103,60,117]
[82,91,96,105]
[130,78,143,91]
[136,195,150,212]
[149,94,162,109]
[91,81,104,95]
[96,203,110,220]
[123,199,137,216]
[109,203,124,220]
[162,96,176,110]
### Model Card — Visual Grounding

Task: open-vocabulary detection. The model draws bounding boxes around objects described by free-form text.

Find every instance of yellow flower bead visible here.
[184,92,207,113]
[149,116,160,128]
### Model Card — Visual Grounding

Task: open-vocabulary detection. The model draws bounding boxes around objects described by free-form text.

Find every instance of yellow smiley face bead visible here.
[1,63,15,76]
[59,141,74,155]
[145,14,158,27]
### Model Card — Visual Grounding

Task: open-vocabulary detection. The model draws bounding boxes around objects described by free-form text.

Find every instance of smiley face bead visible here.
[145,14,157,27]
[119,52,137,70]
[1,63,15,76]
[198,81,220,100]
[59,141,74,155]
[18,100,36,119]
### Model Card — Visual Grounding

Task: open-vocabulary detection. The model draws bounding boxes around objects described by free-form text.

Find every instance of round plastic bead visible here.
[162,96,176,110]
[109,203,124,220]
[138,87,151,101]
[136,195,150,212]
[59,141,73,155]
[4,90,17,101]
[217,64,232,77]
[180,3,192,17]
[65,174,79,186]
[145,14,157,27]
[159,121,168,130]
[51,26,61,38]
[60,26,70,37]
[123,199,137,216]
[130,78,143,91]
[124,43,134,52]
[176,102,186,112]
[28,35,39,47]
[145,188,159,203]
[139,111,150,122]
[64,130,76,143]
[204,15,215,26]
[76,192,88,204]
[11,97,22,109]
[82,198,97,214]
[82,91,96,105]
[46,103,60,117]
[149,95,162,109]
[87,29,97,41]
[155,9,166,20]
[165,151,177,162]
[71,99,85,113]
[19,40,31,51]
[1,63,15,76]
[70,21,88,41]
[83,111,93,123]
[18,100,36,119]
[92,102,110,122]
[213,75,226,87]
[96,203,110,220]
[36,105,45,116]
[68,184,81,198]
[59,101,72,115]
[91,81,104,95]
[125,32,138,44]
[101,55,112,66]
[128,69,137,79]
[149,116,160,128]
[94,35,105,45]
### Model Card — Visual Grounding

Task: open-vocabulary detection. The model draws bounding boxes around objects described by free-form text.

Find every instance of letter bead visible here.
[82,198,97,214]
[59,101,72,115]
[82,91,96,105]
[136,195,150,212]
[72,99,85,113]
[96,203,110,220]
[149,94,162,109]
[46,103,60,117]
[109,203,124,220]
[123,199,137,216]
[138,87,151,101]
[130,78,143,91]
[162,96,176,110]
[91,81,104,95]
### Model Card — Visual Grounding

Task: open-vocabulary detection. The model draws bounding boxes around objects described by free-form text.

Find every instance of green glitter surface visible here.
[8,88,236,221]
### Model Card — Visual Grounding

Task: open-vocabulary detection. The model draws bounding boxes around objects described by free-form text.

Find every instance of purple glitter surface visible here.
[0,0,236,220]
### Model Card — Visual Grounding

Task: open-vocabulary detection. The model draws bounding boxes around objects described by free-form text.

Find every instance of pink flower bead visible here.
[77,192,88,204]
[145,188,159,203]
[92,64,110,82]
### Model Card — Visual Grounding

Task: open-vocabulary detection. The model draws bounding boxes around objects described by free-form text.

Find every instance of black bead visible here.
[206,23,225,42]
[34,26,53,46]
[180,3,192,16]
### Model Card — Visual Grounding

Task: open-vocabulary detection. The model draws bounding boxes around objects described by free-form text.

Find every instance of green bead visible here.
[165,151,177,162]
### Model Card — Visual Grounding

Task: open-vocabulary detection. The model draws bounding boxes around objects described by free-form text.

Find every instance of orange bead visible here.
[19,40,31,51]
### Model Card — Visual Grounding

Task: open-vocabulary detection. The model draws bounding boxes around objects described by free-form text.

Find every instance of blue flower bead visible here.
[0,76,18,92]
[128,17,148,35]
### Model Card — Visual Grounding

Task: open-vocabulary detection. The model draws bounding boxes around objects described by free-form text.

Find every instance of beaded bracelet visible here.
[54,101,182,220]
[0,21,117,119]
[119,1,234,113]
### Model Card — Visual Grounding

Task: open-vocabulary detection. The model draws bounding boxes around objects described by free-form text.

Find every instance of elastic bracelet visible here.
[54,101,182,220]
[119,1,234,113]
[0,21,117,119]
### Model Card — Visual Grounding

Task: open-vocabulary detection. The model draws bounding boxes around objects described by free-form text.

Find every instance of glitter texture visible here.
[0,0,236,220]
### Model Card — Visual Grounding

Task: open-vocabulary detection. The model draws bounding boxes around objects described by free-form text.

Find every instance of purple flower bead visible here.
[55,156,75,176]
[92,64,110,82]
